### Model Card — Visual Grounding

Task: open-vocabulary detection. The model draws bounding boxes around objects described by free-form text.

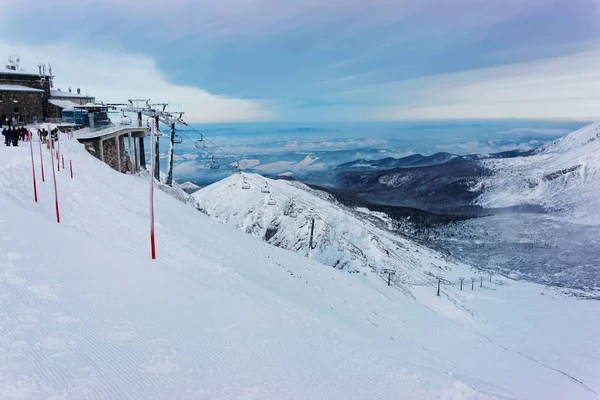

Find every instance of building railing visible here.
[45,118,65,124]
[90,122,115,133]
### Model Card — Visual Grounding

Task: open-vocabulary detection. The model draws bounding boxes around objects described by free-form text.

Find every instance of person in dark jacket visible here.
[4,127,13,146]
[10,127,19,146]
[2,127,8,146]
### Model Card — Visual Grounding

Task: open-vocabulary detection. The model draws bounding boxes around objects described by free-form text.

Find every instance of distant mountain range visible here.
[335,150,533,172]
[304,122,599,221]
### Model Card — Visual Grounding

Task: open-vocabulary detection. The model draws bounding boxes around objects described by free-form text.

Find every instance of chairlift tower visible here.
[382,268,396,286]
[117,100,189,184]
[166,121,176,186]
[154,115,160,180]
[308,218,317,258]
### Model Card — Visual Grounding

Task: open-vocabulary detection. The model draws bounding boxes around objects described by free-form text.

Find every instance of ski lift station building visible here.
[0,59,53,124]
[0,55,95,124]
[74,104,149,174]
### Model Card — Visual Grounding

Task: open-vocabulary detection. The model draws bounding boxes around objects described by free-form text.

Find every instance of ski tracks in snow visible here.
[0,224,198,399]
[0,211,432,400]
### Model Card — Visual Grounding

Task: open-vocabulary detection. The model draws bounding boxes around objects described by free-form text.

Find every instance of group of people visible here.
[1,126,29,146]
[1,125,60,147]
[37,127,59,144]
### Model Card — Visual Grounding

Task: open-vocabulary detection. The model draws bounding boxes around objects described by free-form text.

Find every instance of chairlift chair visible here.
[261,182,270,193]
[156,129,169,138]
[209,156,220,170]
[241,177,251,189]
[288,199,298,218]
[173,134,183,144]
[120,113,132,126]
[194,138,206,149]
[268,194,276,206]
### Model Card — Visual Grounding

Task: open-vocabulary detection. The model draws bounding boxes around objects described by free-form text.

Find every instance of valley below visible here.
[417,213,600,297]
[293,122,600,296]
[307,184,600,296]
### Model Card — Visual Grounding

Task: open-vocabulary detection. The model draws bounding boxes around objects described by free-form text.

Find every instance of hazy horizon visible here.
[157,118,589,183]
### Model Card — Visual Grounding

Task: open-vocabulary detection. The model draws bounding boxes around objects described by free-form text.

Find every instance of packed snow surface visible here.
[0,137,599,399]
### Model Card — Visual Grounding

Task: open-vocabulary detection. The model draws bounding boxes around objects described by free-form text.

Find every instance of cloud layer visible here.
[0,41,272,122]
[374,47,600,120]
[1,0,599,121]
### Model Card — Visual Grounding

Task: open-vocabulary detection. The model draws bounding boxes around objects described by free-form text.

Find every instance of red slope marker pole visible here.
[39,137,45,182]
[50,139,60,223]
[70,159,73,179]
[29,135,38,202]
[57,129,61,170]
[150,119,156,259]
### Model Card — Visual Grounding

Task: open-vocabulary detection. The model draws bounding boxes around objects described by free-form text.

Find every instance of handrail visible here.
[45,118,64,124]
[90,122,115,133]
[72,122,117,138]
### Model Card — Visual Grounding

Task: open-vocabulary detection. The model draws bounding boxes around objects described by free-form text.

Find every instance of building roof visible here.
[51,89,94,99]
[74,124,148,140]
[0,69,52,78]
[0,84,44,93]
[49,99,80,111]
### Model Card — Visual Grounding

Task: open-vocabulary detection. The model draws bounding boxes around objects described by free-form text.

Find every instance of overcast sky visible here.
[1,0,599,122]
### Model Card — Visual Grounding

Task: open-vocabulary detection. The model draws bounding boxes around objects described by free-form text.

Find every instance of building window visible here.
[13,107,19,113]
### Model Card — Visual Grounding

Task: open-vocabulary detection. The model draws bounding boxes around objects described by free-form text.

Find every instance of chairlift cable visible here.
[171,125,435,278]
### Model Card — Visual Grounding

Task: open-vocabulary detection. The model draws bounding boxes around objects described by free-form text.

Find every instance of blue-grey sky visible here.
[1,0,599,122]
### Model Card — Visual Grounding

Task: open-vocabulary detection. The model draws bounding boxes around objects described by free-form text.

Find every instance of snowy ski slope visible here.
[0,137,599,399]
[476,121,600,224]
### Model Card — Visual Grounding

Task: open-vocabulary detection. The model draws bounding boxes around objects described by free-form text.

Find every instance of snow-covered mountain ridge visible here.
[476,121,600,223]
[1,136,599,399]
[194,173,470,296]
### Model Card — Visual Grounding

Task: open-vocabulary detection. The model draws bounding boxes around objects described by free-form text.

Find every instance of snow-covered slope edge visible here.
[476,121,600,223]
[0,139,599,399]
[194,173,469,297]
